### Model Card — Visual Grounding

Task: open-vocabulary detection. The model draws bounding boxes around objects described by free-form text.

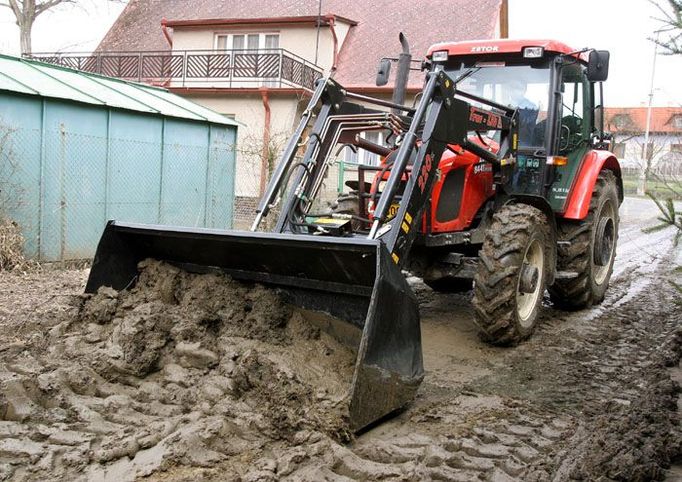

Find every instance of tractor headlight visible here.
[523,46,544,58]
[431,50,449,62]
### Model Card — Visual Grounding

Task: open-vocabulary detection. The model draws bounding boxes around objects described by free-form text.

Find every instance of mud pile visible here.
[0,260,355,480]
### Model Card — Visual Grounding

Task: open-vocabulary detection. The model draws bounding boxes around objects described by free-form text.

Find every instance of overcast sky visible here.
[0,0,680,107]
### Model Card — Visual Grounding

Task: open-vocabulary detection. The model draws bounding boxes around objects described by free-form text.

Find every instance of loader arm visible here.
[254,68,519,263]
[369,67,519,267]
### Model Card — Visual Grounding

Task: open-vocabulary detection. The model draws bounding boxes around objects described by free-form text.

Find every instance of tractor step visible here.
[555,270,580,280]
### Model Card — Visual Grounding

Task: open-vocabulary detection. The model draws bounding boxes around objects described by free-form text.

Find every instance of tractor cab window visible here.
[559,64,591,154]
[446,63,551,149]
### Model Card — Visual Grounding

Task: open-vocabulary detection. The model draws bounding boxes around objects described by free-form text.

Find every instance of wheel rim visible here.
[593,200,616,285]
[516,238,544,327]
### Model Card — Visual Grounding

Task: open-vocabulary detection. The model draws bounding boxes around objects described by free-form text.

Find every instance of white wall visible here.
[614,133,682,175]
[187,94,304,197]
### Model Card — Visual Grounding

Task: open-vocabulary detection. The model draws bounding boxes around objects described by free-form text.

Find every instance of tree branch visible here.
[649,0,682,54]
[5,0,22,19]
[35,0,74,16]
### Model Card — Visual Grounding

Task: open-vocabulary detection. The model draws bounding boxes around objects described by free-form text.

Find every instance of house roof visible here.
[605,107,682,134]
[0,54,238,126]
[98,0,503,89]
[163,15,359,29]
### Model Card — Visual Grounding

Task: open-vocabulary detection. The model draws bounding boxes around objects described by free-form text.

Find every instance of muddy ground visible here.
[0,197,680,481]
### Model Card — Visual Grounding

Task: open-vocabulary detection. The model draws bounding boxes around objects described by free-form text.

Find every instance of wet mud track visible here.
[0,198,680,481]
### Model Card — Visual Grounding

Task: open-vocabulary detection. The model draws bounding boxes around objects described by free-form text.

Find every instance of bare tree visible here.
[650,0,682,54]
[0,0,80,55]
[646,1,682,252]
[0,0,125,55]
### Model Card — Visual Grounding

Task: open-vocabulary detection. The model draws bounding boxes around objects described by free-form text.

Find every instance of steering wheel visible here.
[560,115,583,152]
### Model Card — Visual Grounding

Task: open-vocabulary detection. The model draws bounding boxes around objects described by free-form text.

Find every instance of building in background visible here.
[0,54,237,261]
[29,0,508,227]
[605,106,682,180]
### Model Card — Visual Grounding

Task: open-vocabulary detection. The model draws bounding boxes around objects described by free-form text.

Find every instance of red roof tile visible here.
[98,0,503,88]
[605,107,682,134]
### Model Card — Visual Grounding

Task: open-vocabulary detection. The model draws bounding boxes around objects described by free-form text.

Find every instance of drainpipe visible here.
[324,15,339,71]
[161,18,173,48]
[260,88,272,196]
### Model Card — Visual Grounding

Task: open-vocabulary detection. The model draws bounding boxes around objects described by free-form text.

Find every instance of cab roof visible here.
[427,39,585,60]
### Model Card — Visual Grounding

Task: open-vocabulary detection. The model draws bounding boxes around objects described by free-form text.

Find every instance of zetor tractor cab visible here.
[86,38,621,431]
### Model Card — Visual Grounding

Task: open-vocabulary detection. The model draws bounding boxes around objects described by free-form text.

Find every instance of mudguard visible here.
[563,150,622,220]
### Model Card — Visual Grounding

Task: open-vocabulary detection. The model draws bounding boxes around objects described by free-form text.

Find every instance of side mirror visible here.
[375,58,392,86]
[587,50,609,82]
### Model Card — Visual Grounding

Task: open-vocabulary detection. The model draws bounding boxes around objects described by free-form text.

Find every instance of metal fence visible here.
[0,123,236,261]
[621,165,681,199]
[28,49,324,91]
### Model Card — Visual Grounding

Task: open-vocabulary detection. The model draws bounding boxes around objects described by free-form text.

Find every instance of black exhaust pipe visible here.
[391,33,412,113]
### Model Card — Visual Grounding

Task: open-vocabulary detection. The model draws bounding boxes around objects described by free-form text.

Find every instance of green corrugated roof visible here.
[0,54,238,127]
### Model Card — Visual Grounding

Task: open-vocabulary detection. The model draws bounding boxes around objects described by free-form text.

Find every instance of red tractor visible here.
[338,38,621,344]
[86,38,621,431]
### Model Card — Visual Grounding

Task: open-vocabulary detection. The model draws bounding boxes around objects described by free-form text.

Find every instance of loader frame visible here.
[252,68,520,270]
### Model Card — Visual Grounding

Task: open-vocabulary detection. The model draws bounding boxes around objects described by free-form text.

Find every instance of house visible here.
[605,106,682,178]
[29,0,508,228]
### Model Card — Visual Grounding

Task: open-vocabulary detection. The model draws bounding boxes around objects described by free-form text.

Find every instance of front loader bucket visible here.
[85,221,424,431]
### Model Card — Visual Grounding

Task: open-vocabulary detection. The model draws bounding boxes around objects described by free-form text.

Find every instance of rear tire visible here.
[549,170,619,310]
[331,192,361,230]
[473,204,550,346]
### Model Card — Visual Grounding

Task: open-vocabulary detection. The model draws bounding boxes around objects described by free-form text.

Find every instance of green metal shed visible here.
[0,54,238,261]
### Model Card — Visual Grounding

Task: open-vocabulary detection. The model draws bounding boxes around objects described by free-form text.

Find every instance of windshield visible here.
[445,64,551,149]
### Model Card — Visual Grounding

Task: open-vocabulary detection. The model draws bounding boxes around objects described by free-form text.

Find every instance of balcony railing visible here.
[27,49,324,91]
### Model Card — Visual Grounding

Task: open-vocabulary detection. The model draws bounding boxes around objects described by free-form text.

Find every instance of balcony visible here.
[27,49,324,91]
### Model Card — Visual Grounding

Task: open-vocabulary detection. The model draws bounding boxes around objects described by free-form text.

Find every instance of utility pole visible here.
[637,31,659,196]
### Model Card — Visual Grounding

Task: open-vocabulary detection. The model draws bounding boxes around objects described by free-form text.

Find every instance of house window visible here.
[671,143,682,153]
[215,33,279,51]
[343,131,390,166]
[214,33,280,86]
[672,116,682,129]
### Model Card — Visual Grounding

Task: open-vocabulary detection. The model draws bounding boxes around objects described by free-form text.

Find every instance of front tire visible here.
[473,204,550,346]
[549,170,619,310]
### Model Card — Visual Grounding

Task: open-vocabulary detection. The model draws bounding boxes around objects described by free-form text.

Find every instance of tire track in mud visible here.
[281,198,681,482]
[287,267,679,481]
[0,198,679,481]
[0,262,359,481]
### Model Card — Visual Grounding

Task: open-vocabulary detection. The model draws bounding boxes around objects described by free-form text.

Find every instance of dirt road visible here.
[0,197,679,481]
